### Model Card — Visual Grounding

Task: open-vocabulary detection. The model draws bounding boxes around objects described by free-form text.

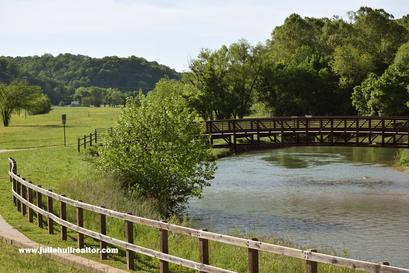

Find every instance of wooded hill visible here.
[0,54,180,104]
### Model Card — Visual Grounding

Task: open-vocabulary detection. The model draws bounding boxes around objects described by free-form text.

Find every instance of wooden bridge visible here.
[205,116,409,152]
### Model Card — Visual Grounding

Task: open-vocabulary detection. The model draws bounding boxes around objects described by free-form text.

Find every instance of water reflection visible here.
[189,147,409,267]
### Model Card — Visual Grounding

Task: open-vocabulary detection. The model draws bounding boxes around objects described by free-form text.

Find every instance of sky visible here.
[1,0,408,71]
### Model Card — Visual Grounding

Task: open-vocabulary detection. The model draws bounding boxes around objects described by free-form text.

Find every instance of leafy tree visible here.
[97,91,215,216]
[352,42,409,115]
[28,94,52,115]
[188,40,259,119]
[104,88,124,106]
[0,81,43,126]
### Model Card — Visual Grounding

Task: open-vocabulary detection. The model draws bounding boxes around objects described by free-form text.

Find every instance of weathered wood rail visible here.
[77,128,113,152]
[205,116,409,152]
[7,158,409,273]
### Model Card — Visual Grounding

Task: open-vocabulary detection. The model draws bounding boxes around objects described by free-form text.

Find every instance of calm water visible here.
[188,147,409,267]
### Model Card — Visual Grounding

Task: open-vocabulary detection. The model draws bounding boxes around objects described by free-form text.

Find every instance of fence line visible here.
[7,158,409,273]
[77,128,113,152]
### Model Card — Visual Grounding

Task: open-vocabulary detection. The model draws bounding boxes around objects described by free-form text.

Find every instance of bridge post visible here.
[382,119,385,146]
[232,120,237,153]
[256,120,260,146]
[305,117,309,145]
[356,118,359,145]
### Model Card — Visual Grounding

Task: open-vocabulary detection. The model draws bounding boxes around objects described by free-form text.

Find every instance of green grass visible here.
[399,150,409,166]
[0,108,366,273]
[0,240,85,273]
[0,106,121,149]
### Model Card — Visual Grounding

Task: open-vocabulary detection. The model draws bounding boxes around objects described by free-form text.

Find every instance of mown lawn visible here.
[0,106,121,149]
[0,107,364,273]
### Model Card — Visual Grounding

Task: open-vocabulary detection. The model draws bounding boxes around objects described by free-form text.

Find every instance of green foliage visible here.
[28,94,52,115]
[0,80,43,126]
[187,40,259,119]
[0,54,180,104]
[98,91,216,216]
[185,7,409,117]
[352,42,409,116]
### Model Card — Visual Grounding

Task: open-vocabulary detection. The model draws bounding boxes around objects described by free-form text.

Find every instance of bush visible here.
[399,150,409,166]
[29,94,52,115]
[97,92,215,216]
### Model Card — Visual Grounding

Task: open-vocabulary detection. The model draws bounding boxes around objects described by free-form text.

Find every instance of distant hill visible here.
[0,54,180,104]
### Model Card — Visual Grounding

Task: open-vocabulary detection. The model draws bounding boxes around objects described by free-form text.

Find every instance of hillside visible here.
[0,54,180,104]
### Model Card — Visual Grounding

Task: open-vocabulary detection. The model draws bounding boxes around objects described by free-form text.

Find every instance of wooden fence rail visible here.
[7,158,409,273]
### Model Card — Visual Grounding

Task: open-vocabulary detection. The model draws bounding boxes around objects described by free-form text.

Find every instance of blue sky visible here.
[1,0,408,71]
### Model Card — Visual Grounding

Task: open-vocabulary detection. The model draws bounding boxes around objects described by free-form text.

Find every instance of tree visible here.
[0,81,43,126]
[188,40,259,119]
[352,42,409,116]
[97,91,215,216]
[28,94,52,115]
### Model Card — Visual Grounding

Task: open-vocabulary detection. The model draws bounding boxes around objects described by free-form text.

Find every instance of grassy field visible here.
[0,107,367,273]
[0,106,121,149]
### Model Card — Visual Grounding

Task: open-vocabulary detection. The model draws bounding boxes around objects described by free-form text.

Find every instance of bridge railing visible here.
[206,116,409,134]
[7,158,409,273]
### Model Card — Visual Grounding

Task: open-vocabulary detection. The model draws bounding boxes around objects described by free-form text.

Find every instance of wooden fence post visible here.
[90,132,93,146]
[60,195,67,241]
[125,213,135,270]
[100,206,107,260]
[21,179,27,216]
[28,181,34,223]
[47,190,54,234]
[16,175,21,212]
[10,159,17,206]
[199,228,209,273]
[84,135,87,149]
[77,138,81,152]
[248,238,259,273]
[306,249,318,273]
[77,204,84,248]
[37,185,43,228]
[94,129,98,144]
[160,223,169,273]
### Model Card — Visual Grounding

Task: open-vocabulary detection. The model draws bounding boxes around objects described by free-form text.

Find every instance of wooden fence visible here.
[77,128,113,152]
[7,158,409,273]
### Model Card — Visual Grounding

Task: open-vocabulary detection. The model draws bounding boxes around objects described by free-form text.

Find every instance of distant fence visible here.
[7,158,409,273]
[77,128,112,152]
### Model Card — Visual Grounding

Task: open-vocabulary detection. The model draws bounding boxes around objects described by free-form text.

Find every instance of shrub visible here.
[29,94,52,115]
[97,92,215,216]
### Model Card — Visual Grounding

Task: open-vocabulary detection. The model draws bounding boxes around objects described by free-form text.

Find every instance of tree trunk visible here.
[2,110,10,127]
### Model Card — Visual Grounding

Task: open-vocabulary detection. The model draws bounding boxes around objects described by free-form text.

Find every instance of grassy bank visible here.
[0,108,361,272]
[0,240,85,273]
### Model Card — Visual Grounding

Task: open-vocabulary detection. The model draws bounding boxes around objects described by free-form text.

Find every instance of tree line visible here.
[182,7,409,119]
[0,54,180,105]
